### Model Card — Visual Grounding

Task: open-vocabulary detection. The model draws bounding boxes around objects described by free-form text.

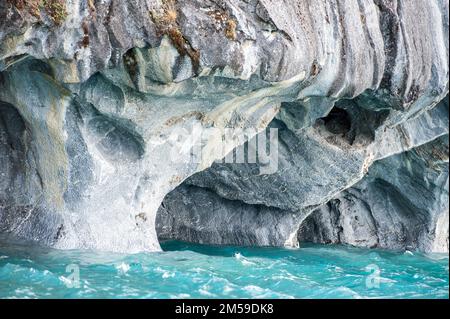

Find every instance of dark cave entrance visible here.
[321,107,352,135]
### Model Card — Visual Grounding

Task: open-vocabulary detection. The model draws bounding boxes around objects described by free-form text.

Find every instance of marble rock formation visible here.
[0,0,449,252]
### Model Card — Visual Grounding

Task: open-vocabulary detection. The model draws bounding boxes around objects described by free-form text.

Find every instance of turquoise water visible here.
[0,240,448,299]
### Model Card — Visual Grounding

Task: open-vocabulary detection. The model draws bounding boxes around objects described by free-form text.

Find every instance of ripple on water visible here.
[0,241,448,299]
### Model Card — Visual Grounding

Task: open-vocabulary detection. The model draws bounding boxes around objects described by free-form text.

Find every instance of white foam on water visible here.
[116,262,130,274]
[234,252,256,266]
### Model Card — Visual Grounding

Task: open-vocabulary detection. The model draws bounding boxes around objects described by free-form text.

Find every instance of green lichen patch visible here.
[7,0,68,25]
[87,0,96,16]
[42,0,67,25]
[208,9,237,40]
[7,0,42,18]
[225,19,237,40]
[150,0,200,74]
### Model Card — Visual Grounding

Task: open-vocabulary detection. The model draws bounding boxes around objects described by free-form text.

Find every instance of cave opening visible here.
[155,180,304,250]
[315,99,391,147]
[321,107,352,135]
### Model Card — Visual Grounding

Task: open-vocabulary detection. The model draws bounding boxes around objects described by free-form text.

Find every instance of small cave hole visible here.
[321,107,351,135]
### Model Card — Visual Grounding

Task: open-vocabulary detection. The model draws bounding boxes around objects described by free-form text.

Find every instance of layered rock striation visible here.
[0,0,448,252]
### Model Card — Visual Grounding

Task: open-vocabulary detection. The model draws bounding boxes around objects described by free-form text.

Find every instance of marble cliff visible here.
[0,0,448,253]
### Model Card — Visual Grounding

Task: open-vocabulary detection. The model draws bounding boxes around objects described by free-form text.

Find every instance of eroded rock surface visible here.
[157,98,449,252]
[0,0,449,252]
[299,135,449,253]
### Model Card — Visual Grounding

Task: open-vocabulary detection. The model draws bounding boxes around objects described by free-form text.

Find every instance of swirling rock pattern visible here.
[299,135,449,252]
[157,97,449,252]
[0,0,449,252]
